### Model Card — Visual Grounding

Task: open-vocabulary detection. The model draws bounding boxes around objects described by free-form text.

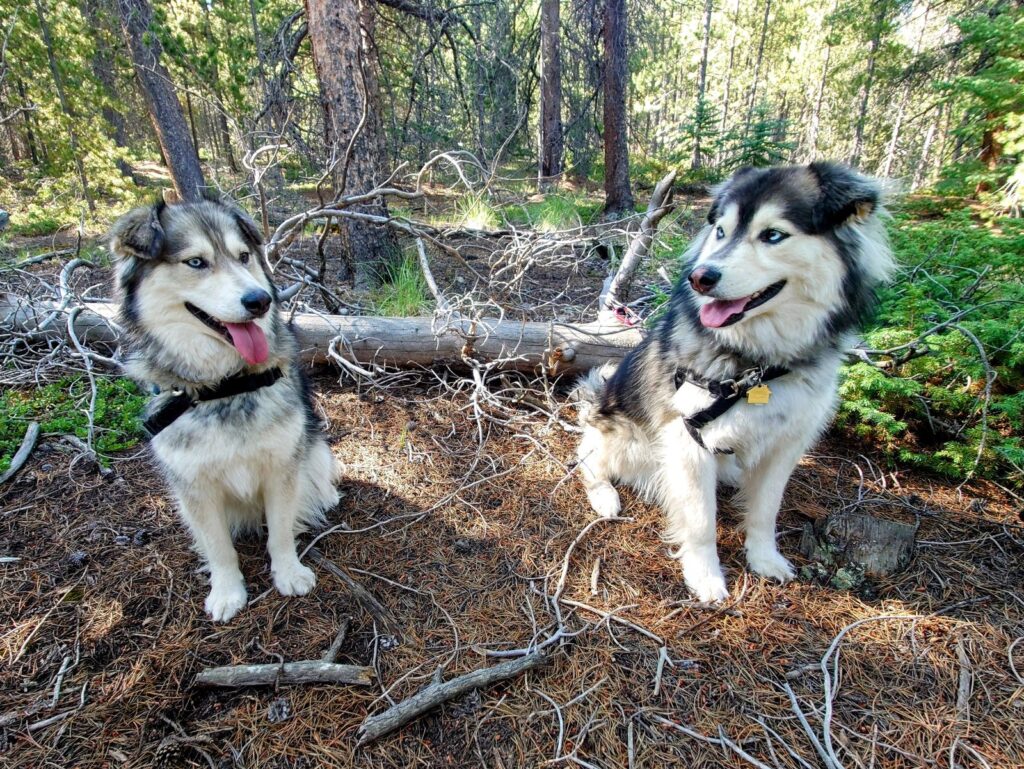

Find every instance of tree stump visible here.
[800,510,917,578]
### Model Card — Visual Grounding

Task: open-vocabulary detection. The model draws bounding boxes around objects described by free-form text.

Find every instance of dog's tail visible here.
[571,362,616,426]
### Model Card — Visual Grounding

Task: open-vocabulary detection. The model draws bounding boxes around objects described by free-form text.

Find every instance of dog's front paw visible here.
[747,547,796,584]
[586,484,621,518]
[273,561,316,597]
[680,553,729,602]
[205,581,248,622]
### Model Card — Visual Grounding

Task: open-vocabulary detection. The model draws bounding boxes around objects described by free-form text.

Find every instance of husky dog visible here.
[575,163,894,602]
[110,199,340,622]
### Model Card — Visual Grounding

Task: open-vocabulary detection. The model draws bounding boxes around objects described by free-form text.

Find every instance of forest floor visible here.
[1,194,1023,768]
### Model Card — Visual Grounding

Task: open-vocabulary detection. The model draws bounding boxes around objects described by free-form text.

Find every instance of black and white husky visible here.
[575,163,894,601]
[110,199,340,622]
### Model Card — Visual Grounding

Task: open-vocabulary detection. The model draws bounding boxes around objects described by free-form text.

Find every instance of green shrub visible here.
[837,204,1024,483]
[0,377,147,472]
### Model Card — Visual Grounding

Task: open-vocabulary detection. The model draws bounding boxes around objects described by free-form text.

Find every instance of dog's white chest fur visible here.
[152,386,304,513]
[670,364,840,466]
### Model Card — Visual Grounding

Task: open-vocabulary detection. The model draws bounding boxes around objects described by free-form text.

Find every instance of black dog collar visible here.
[143,367,284,438]
[674,364,790,454]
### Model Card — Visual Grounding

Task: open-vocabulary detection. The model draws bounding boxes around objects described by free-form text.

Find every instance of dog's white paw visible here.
[587,484,621,518]
[205,580,248,623]
[680,554,729,602]
[273,561,316,597]
[747,547,796,584]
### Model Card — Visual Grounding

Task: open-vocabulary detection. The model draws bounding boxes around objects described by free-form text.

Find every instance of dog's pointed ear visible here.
[109,202,166,262]
[230,206,264,251]
[707,166,757,223]
[809,162,880,229]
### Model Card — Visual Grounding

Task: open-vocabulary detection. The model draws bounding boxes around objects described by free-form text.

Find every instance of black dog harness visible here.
[674,364,790,454]
[143,368,284,438]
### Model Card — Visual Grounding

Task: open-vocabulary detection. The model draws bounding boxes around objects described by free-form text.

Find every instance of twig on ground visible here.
[194,660,373,688]
[356,652,548,745]
[307,547,405,640]
[0,421,39,484]
[322,617,351,663]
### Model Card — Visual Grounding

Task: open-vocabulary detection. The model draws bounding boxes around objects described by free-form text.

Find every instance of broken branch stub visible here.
[600,170,677,316]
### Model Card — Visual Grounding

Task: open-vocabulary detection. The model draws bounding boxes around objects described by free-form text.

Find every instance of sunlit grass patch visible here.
[372,252,429,317]
[453,193,501,230]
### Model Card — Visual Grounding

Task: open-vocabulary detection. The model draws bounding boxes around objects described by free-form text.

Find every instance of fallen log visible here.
[356,652,548,745]
[1,295,642,377]
[194,660,374,688]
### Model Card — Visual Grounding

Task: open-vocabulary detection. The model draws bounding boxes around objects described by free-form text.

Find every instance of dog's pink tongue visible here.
[699,297,749,328]
[224,322,269,365]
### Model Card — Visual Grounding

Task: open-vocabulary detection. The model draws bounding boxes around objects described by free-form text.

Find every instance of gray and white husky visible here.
[575,163,894,602]
[110,199,340,622]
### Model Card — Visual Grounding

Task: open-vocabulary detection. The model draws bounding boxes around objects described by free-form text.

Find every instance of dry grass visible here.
[1,372,1022,768]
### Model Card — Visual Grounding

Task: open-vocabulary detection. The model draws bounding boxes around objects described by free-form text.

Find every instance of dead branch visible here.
[600,170,676,314]
[0,421,39,484]
[307,547,405,641]
[194,661,373,688]
[356,652,548,745]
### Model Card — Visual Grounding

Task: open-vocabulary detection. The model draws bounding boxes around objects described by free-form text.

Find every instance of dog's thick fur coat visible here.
[575,163,894,601]
[110,199,340,622]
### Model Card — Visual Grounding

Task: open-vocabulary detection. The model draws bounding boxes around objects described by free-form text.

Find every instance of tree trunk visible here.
[849,4,886,170]
[15,80,39,165]
[912,103,941,190]
[538,0,563,190]
[35,0,95,212]
[83,0,135,179]
[116,0,206,201]
[691,0,714,171]
[807,1,837,160]
[880,2,928,179]
[718,0,740,166]
[602,0,633,217]
[305,0,400,289]
[744,0,772,129]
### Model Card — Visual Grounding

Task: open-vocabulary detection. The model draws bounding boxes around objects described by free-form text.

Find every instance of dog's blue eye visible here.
[185,257,207,269]
[716,226,725,240]
[239,251,250,264]
[760,229,788,244]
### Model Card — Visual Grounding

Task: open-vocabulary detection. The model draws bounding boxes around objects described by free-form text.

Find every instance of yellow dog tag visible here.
[747,384,771,405]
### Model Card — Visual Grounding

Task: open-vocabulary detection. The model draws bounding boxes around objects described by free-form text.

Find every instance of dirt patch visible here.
[1,372,1022,768]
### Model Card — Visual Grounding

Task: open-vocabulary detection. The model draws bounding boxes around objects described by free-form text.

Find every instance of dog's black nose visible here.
[241,289,272,317]
[688,266,721,294]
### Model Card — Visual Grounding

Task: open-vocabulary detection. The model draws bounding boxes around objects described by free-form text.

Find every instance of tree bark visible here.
[116,0,206,201]
[744,0,772,129]
[305,0,400,289]
[602,0,633,217]
[35,0,94,212]
[538,0,564,190]
[691,0,714,171]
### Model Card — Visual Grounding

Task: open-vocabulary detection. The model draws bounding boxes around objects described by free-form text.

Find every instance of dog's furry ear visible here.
[707,166,757,223]
[109,202,166,262]
[230,206,264,251]
[809,162,880,229]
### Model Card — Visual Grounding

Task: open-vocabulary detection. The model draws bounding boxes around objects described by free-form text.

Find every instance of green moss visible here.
[0,377,147,472]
